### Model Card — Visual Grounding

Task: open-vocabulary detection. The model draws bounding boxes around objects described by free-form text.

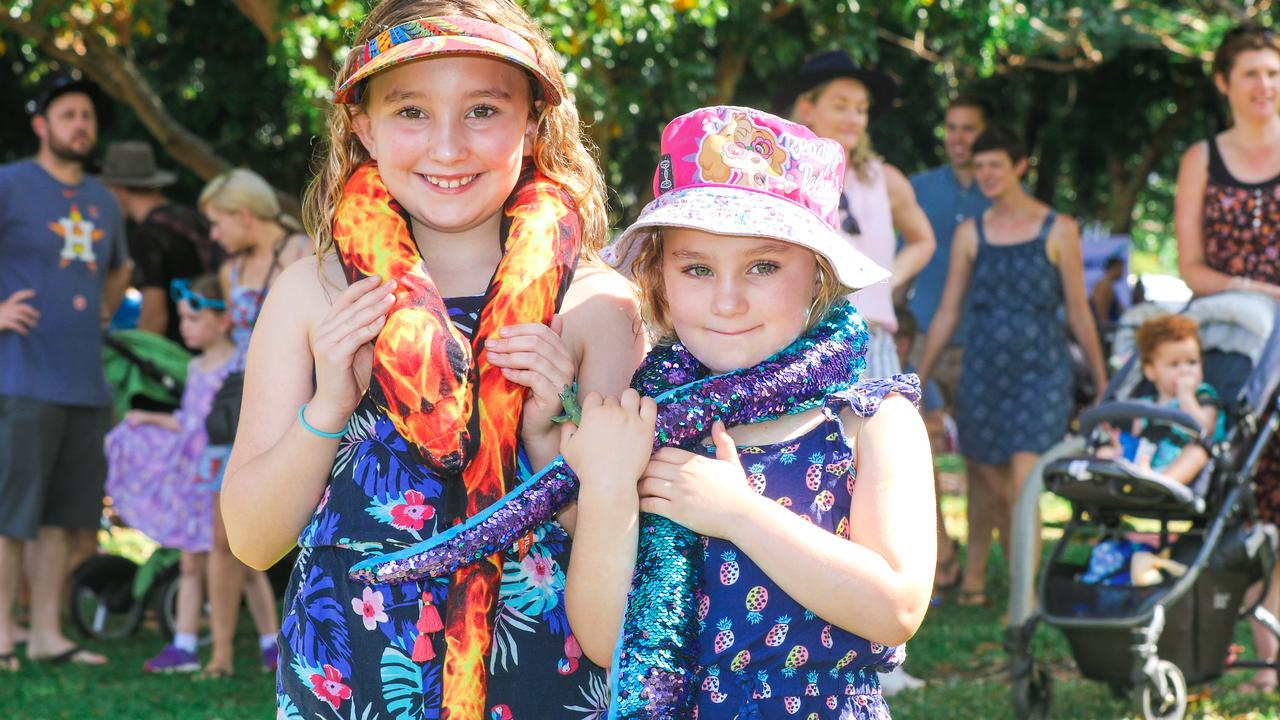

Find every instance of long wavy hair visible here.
[303,0,608,262]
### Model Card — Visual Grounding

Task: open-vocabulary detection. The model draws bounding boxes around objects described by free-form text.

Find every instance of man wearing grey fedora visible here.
[99,141,213,347]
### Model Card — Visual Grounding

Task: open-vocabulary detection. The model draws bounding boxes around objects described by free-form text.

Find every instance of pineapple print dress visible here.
[693,378,913,719]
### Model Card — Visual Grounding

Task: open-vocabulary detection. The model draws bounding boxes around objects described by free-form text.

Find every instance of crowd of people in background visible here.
[0,3,1277,716]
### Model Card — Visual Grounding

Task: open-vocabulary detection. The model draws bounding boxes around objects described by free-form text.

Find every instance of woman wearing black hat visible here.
[782,50,937,697]
[783,51,935,384]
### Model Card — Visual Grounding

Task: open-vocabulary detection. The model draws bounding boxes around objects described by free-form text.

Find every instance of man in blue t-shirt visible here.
[905,95,994,605]
[0,75,130,669]
[906,94,994,409]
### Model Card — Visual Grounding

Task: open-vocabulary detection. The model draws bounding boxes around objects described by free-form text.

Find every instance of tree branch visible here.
[232,0,281,41]
[876,28,942,63]
[1108,82,1202,231]
[2,12,234,181]
[231,0,337,82]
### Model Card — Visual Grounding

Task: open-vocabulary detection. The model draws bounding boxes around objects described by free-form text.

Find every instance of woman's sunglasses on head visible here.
[170,279,226,311]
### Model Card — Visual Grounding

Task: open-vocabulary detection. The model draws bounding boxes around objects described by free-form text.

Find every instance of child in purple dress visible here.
[105,274,273,673]
[565,106,937,718]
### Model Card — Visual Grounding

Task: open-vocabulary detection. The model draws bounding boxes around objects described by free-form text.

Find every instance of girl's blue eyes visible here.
[395,105,500,120]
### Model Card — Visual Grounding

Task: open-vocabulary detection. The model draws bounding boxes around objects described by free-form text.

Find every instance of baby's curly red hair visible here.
[1135,314,1201,365]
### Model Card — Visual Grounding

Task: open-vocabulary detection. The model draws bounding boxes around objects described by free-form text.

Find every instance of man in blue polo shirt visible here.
[0,74,130,668]
[906,95,993,602]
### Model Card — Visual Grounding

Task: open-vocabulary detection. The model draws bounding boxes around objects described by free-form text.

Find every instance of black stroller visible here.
[1006,291,1280,720]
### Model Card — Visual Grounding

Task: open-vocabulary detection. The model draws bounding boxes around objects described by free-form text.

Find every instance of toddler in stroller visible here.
[1007,290,1280,720]
[1095,313,1227,487]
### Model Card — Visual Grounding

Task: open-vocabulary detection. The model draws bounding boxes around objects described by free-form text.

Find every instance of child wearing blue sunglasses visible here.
[104,274,278,674]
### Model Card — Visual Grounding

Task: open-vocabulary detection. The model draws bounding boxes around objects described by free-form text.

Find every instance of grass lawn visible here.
[3,488,1279,719]
[2,618,277,720]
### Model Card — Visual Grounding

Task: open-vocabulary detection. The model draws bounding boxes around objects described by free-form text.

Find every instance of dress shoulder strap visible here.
[1206,136,1233,186]
[974,212,989,246]
[1035,211,1058,243]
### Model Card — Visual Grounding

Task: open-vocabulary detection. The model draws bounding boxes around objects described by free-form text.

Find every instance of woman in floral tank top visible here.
[1174,22,1280,695]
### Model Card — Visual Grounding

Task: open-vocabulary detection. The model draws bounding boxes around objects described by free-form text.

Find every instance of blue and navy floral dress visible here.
[693,379,914,719]
[277,295,607,720]
[955,211,1073,465]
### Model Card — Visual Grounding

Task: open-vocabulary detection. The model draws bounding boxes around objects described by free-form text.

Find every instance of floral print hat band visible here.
[606,105,891,291]
[334,15,563,106]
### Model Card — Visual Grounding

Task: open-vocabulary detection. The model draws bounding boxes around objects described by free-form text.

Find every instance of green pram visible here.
[102,329,191,418]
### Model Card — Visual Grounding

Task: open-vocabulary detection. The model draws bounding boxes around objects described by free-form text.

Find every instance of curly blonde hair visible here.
[629,228,851,345]
[303,0,607,262]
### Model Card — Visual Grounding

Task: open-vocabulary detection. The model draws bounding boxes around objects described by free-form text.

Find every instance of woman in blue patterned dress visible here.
[917,125,1106,606]
[565,106,937,718]
[216,1,643,717]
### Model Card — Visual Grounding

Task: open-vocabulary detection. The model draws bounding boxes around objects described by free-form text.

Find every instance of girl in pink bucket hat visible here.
[567,106,937,718]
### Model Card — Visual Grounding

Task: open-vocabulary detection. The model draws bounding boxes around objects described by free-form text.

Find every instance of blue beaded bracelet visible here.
[298,403,346,439]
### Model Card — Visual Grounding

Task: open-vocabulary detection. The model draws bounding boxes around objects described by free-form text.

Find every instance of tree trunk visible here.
[1106,82,1202,233]
[232,0,337,81]
[1,12,306,216]
[3,14,233,181]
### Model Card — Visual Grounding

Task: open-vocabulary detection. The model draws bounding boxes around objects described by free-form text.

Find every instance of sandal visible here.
[197,664,233,680]
[1238,672,1278,695]
[955,590,992,608]
[0,652,18,673]
[934,547,962,592]
[29,644,107,666]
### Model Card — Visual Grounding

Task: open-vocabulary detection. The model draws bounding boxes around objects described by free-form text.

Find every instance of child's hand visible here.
[560,389,656,493]
[309,275,395,426]
[486,316,575,450]
[125,409,179,431]
[639,421,755,540]
[1173,373,1199,400]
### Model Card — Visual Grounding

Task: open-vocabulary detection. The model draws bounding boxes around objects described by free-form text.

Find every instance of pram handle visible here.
[1077,401,1205,443]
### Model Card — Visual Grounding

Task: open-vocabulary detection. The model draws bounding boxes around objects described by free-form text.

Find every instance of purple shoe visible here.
[143,644,199,673]
[261,643,279,673]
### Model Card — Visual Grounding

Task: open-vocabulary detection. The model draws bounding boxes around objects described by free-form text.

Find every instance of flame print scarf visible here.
[333,160,580,719]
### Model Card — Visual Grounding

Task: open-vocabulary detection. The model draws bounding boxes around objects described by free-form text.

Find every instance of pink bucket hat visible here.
[606,105,890,290]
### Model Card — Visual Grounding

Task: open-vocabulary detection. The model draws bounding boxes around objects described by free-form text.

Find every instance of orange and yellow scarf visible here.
[333,160,580,719]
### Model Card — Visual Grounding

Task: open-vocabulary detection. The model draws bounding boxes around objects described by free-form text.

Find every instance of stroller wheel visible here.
[67,555,145,640]
[1012,661,1053,719]
[1137,660,1186,720]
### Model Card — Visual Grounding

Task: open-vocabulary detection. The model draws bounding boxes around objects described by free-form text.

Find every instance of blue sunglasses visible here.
[170,279,226,311]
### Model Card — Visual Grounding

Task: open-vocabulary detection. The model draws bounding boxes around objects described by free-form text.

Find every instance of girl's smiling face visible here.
[661,227,818,374]
[351,55,537,242]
